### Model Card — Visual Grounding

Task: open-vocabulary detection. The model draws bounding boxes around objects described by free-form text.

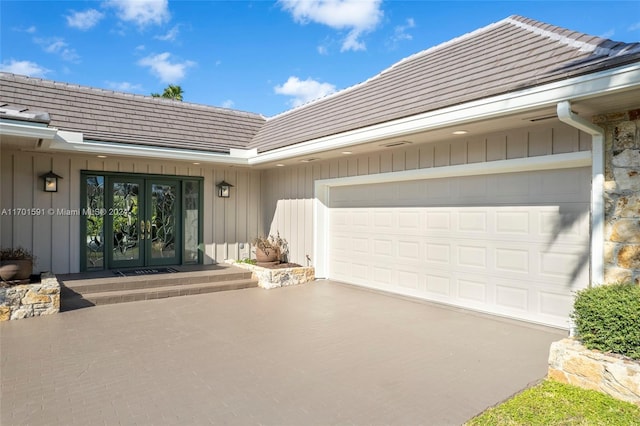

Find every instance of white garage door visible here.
[328,167,590,328]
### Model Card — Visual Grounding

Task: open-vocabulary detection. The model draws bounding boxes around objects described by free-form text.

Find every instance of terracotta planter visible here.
[255,247,279,263]
[0,259,33,281]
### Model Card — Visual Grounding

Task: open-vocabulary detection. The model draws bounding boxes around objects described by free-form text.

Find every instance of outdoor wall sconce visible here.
[216,180,233,198]
[40,171,63,192]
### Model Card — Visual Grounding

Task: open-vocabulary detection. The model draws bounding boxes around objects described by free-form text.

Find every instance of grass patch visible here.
[466,380,640,425]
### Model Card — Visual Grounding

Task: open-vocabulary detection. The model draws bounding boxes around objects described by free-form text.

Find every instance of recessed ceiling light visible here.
[452,130,468,135]
[192,162,200,165]
[276,163,285,167]
[342,151,352,155]
[97,155,107,158]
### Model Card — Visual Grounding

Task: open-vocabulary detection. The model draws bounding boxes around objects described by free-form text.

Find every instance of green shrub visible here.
[571,283,640,360]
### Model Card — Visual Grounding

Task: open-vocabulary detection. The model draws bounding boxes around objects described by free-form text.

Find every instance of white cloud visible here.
[393,18,415,41]
[629,22,640,31]
[105,0,170,27]
[274,76,336,107]
[34,37,80,63]
[106,81,143,92]
[155,25,180,41]
[138,52,195,83]
[221,100,235,109]
[66,9,104,30]
[598,29,615,39]
[387,17,415,48]
[0,59,50,77]
[317,45,328,55]
[280,0,383,52]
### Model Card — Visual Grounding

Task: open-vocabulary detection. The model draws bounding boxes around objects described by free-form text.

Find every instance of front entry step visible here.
[58,265,258,310]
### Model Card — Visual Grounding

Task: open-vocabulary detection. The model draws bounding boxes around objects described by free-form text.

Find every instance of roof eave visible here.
[248,62,640,165]
[0,119,58,140]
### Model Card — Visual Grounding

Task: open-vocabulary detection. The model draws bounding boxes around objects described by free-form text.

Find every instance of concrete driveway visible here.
[1,280,565,425]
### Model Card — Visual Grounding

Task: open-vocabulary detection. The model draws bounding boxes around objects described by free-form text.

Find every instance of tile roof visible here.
[250,15,640,152]
[1,16,638,155]
[0,74,266,153]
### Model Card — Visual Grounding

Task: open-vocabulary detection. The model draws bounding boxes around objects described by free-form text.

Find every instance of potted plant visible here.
[0,247,35,282]
[252,233,289,264]
[252,236,279,263]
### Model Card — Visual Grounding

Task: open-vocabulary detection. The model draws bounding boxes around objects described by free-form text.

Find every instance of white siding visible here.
[0,149,262,273]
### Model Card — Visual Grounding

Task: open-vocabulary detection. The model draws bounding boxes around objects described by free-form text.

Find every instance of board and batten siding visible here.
[262,122,592,268]
[0,148,262,274]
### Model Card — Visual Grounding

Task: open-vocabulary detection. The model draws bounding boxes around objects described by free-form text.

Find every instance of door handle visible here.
[147,220,151,234]
[140,220,145,240]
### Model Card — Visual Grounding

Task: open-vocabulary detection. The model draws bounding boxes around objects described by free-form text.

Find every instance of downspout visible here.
[557,101,605,287]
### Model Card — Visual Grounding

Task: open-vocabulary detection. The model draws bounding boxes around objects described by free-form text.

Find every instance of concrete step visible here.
[61,268,253,294]
[64,279,258,308]
[58,264,259,310]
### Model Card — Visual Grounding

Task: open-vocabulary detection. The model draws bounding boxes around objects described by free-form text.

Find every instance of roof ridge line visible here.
[265,16,514,122]
[506,15,613,55]
[0,72,266,120]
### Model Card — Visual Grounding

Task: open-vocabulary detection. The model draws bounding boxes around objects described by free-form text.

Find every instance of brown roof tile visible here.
[0,74,265,153]
[250,15,640,152]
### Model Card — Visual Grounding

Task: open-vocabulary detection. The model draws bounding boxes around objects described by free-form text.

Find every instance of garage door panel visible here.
[328,167,590,328]
[495,210,531,234]
[372,265,393,286]
[495,283,530,312]
[538,290,573,319]
[397,238,421,260]
[425,241,451,264]
[457,210,489,233]
[425,272,452,297]
[456,244,488,269]
[495,247,530,273]
[456,277,489,304]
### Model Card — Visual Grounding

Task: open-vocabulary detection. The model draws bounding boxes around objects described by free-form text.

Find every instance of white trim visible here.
[48,133,249,165]
[252,64,640,165]
[0,120,58,140]
[314,151,592,278]
[557,101,605,286]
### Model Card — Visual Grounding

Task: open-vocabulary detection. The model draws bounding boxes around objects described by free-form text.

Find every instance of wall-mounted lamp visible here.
[40,171,63,192]
[216,180,234,198]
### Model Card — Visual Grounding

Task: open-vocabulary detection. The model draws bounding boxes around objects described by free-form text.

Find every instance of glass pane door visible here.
[82,172,201,271]
[147,181,180,266]
[108,178,144,268]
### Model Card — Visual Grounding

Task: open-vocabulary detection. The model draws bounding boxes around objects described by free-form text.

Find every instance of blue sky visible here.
[1,1,639,117]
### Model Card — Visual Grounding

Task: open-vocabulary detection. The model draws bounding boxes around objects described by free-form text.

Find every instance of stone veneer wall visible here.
[548,338,640,406]
[596,108,640,285]
[0,272,60,321]
[229,261,315,289]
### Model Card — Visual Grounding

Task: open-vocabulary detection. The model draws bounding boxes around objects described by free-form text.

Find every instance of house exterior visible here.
[1,15,639,328]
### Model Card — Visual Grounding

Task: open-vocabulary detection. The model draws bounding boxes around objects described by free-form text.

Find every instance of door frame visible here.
[80,170,204,271]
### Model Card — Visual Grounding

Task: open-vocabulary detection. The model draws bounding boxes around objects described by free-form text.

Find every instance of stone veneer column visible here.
[595,108,640,285]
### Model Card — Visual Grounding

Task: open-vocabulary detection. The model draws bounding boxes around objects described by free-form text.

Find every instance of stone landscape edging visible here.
[228,261,315,289]
[548,338,640,406]
[0,272,60,321]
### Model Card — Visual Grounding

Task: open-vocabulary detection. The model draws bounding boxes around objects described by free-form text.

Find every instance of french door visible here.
[81,172,203,271]
[108,178,180,268]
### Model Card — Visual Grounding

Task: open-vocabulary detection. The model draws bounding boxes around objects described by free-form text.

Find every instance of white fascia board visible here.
[251,63,640,165]
[49,132,250,165]
[230,148,258,158]
[0,120,58,140]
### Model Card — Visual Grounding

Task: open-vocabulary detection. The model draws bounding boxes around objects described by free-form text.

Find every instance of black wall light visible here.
[40,171,63,192]
[216,180,233,198]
